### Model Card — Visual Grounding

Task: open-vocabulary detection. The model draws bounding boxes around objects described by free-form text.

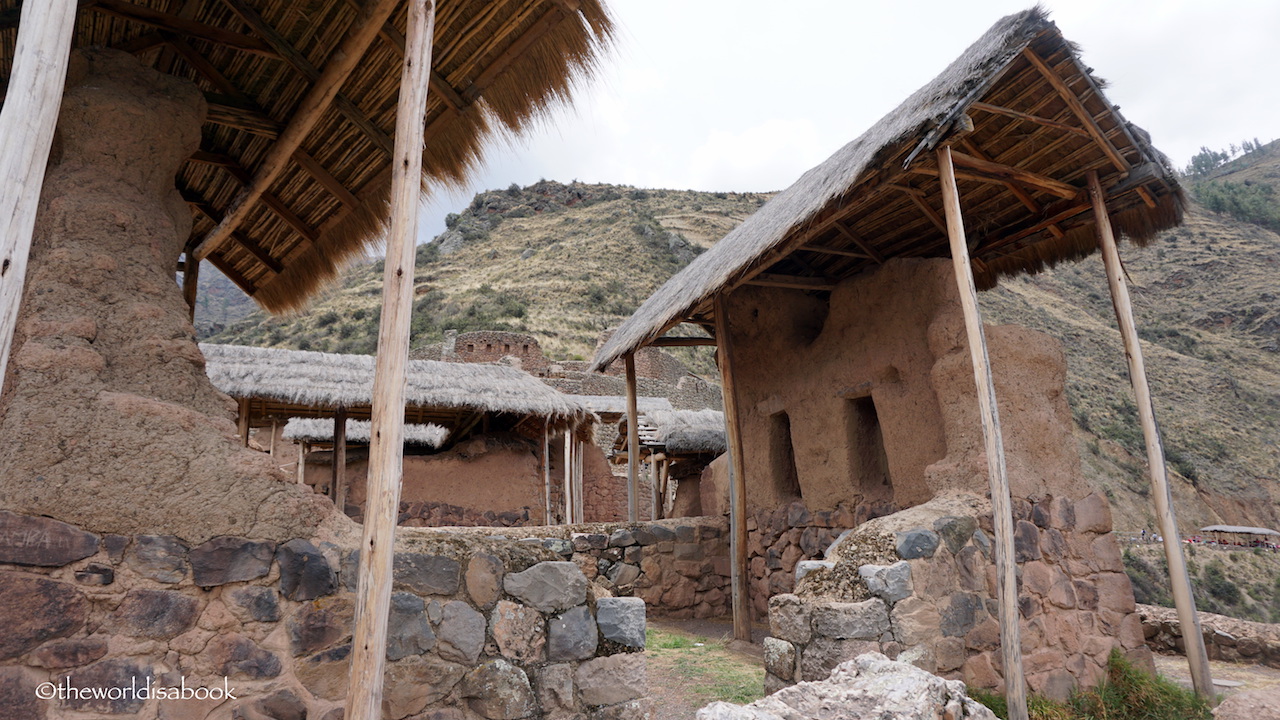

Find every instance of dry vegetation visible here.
[1123,541,1280,623]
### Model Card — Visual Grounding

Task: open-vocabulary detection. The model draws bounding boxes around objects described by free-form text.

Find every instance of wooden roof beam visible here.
[1021,47,1130,174]
[462,5,566,103]
[958,138,1065,239]
[649,336,717,347]
[87,0,280,58]
[206,253,258,295]
[193,0,402,261]
[802,244,871,260]
[968,101,1089,139]
[834,221,885,264]
[744,273,835,292]
[182,189,283,274]
[205,94,281,138]
[893,185,948,234]
[219,0,394,155]
[948,150,1081,200]
[337,0,468,115]
[187,151,319,244]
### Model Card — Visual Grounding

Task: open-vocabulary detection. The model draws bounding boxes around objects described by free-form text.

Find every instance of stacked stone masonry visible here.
[764,492,1150,702]
[0,510,646,720]
[1139,604,1280,667]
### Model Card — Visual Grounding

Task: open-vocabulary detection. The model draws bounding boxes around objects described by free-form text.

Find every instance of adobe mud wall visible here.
[303,435,550,527]
[0,510,646,719]
[0,49,330,544]
[721,257,1088,514]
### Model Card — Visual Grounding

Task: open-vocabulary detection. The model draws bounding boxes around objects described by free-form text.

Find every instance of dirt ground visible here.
[1152,651,1280,697]
[646,617,768,720]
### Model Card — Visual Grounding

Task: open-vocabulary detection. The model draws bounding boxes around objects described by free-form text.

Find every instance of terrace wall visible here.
[0,510,646,720]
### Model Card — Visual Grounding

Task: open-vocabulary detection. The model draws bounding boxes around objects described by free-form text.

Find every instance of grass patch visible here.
[645,627,764,706]
[971,650,1211,720]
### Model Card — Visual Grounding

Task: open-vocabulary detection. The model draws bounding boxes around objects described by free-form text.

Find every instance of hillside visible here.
[204,147,1280,532]
[203,181,768,362]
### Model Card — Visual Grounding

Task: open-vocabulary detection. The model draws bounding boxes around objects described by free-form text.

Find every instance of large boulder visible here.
[696,653,996,720]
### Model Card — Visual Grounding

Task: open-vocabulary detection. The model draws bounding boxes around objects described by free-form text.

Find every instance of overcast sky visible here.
[415,0,1280,242]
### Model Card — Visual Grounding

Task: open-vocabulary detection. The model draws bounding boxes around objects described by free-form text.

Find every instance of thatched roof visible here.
[648,409,725,456]
[201,343,587,425]
[1199,525,1280,537]
[283,418,448,448]
[565,394,673,416]
[0,0,612,312]
[591,6,1183,372]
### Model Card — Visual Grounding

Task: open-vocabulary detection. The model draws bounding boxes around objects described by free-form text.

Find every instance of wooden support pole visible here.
[625,354,640,522]
[345,0,434,717]
[542,427,552,525]
[1087,171,1214,698]
[237,398,251,446]
[333,407,348,514]
[563,432,574,524]
[195,0,402,260]
[297,442,307,484]
[937,146,1027,720]
[714,294,751,642]
[575,438,585,523]
[269,417,278,457]
[0,0,77,390]
[650,455,660,521]
[183,255,200,323]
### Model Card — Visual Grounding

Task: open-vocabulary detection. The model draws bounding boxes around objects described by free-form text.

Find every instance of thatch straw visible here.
[201,343,587,421]
[647,409,725,456]
[0,0,613,312]
[282,417,448,448]
[589,6,1183,372]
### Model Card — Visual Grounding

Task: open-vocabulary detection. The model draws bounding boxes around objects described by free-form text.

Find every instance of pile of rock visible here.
[0,510,646,719]
[698,652,996,720]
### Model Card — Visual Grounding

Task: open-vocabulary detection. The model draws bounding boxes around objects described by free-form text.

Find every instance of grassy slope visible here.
[205,148,1280,532]
[204,181,767,364]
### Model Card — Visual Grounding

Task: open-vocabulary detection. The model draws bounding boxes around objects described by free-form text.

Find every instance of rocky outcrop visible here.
[1140,604,1280,666]
[697,653,995,720]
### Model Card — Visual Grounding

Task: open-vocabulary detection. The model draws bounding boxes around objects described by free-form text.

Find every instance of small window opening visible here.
[768,411,803,500]
[847,396,892,501]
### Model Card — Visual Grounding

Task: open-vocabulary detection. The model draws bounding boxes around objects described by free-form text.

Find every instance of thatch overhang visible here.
[590,6,1182,372]
[613,408,726,458]
[202,343,589,438]
[283,417,449,448]
[0,0,612,312]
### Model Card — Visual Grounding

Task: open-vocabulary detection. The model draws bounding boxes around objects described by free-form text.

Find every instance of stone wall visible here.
[1140,604,1280,666]
[0,510,646,720]
[764,492,1150,702]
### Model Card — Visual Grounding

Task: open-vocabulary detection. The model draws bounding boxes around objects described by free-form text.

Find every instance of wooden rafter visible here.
[893,185,948,233]
[182,189,283,274]
[1021,47,1130,173]
[193,0,402,261]
[802,244,871,260]
[219,0,394,155]
[207,253,257,295]
[948,150,1080,200]
[205,94,281,137]
[87,0,280,58]
[649,336,716,347]
[744,273,835,292]
[959,138,1065,239]
[834,221,885,264]
[968,101,1089,139]
[187,151,319,244]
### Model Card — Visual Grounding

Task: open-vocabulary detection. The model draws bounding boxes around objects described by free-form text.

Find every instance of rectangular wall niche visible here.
[846,396,892,502]
[768,411,803,501]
